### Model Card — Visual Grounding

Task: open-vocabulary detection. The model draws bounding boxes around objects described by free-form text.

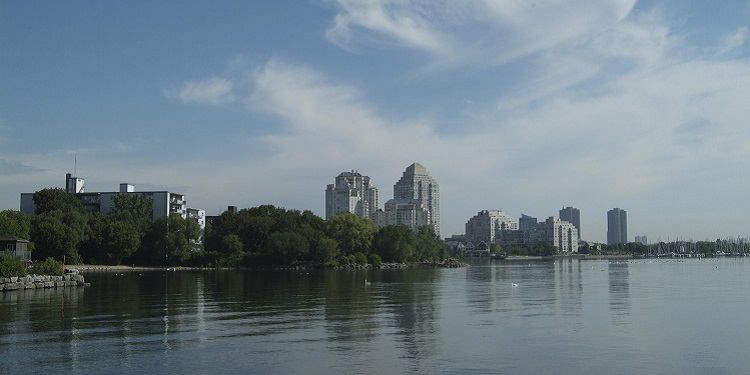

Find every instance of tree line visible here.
[0,188,452,267]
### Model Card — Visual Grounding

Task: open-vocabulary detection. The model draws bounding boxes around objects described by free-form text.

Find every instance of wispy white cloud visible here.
[718,26,749,56]
[326,0,455,55]
[164,77,234,105]
[325,0,636,67]
[0,159,46,176]
[245,58,482,184]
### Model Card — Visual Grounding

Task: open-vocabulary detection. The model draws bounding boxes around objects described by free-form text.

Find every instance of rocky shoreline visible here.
[67,258,468,273]
[1,269,89,292]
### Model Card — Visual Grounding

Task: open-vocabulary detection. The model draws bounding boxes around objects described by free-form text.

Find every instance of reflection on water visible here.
[608,260,631,325]
[2,259,750,374]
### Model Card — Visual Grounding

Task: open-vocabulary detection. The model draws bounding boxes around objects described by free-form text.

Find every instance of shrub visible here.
[0,252,27,278]
[31,257,63,276]
[353,252,368,265]
[368,253,382,268]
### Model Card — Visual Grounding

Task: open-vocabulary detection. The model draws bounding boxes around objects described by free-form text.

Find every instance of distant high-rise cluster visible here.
[607,208,628,245]
[325,163,440,236]
[461,210,578,254]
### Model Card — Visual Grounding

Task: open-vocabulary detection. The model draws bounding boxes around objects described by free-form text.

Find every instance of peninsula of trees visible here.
[1,188,452,268]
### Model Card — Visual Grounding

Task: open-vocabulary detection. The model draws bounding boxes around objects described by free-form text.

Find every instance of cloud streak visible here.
[164,77,234,105]
[325,0,636,67]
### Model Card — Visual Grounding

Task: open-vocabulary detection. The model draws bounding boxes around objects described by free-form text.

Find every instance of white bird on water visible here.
[364,279,371,287]
[512,283,518,287]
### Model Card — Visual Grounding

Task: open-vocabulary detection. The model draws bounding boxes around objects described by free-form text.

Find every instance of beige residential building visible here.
[388,163,440,235]
[465,209,518,244]
[532,217,579,253]
[325,170,379,220]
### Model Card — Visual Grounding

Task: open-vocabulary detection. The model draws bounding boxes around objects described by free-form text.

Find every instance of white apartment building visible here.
[20,174,204,241]
[325,170,379,220]
[465,209,519,244]
[379,199,430,230]
[389,163,440,235]
[531,217,579,253]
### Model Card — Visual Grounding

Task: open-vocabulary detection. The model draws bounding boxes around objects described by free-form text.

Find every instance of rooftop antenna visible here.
[74,154,77,177]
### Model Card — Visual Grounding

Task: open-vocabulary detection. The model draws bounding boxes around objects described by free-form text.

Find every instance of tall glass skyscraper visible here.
[607,208,628,245]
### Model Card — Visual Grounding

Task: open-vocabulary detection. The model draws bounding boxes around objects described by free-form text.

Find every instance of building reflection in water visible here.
[554,258,583,318]
[321,268,442,374]
[464,260,496,313]
[607,260,631,325]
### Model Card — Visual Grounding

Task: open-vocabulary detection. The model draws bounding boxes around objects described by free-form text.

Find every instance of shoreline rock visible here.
[1,273,88,292]
[339,258,467,269]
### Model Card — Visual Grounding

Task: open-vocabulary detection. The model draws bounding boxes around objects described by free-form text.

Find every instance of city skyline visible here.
[9,169,735,245]
[3,1,750,243]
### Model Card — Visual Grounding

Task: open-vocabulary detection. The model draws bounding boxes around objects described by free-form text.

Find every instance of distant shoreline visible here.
[67,259,468,273]
[485,254,634,261]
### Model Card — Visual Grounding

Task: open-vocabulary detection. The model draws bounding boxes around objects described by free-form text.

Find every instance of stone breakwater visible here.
[1,272,88,292]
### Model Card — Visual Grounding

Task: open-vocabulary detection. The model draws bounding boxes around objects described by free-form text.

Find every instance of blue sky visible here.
[2,0,750,243]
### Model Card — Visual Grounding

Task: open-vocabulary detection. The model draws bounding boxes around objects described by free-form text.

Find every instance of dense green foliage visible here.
[136,213,202,266]
[31,257,63,276]
[110,193,153,233]
[17,188,202,266]
[31,209,88,263]
[32,188,84,215]
[0,209,31,240]
[81,214,140,264]
[10,190,448,267]
[0,252,27,278]
[203,208,448,267]
[500,242,558,257]
[325,212,376,256]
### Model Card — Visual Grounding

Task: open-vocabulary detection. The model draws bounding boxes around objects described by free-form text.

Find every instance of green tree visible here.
[535,241,557,256]
[30,209,88,263]
[490,243,502,254]
[414,225,447,261]
[32,188,83,215]
[82,215,140,264]
[372,225,415,263]
[325,212,376,256]
[0,253,27,278]
[137,214,201,266]
[220,210,275,253]
[110,193,153,233]
[266,231,309,264]
[314,237,340,266]
[215,234,244,267]
[222,234,244,254]
[0,210,31,239]
[29,188,88,263]
[31,257,63,276]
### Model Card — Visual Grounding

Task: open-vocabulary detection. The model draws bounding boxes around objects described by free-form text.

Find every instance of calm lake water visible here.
[2,257,749,374]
